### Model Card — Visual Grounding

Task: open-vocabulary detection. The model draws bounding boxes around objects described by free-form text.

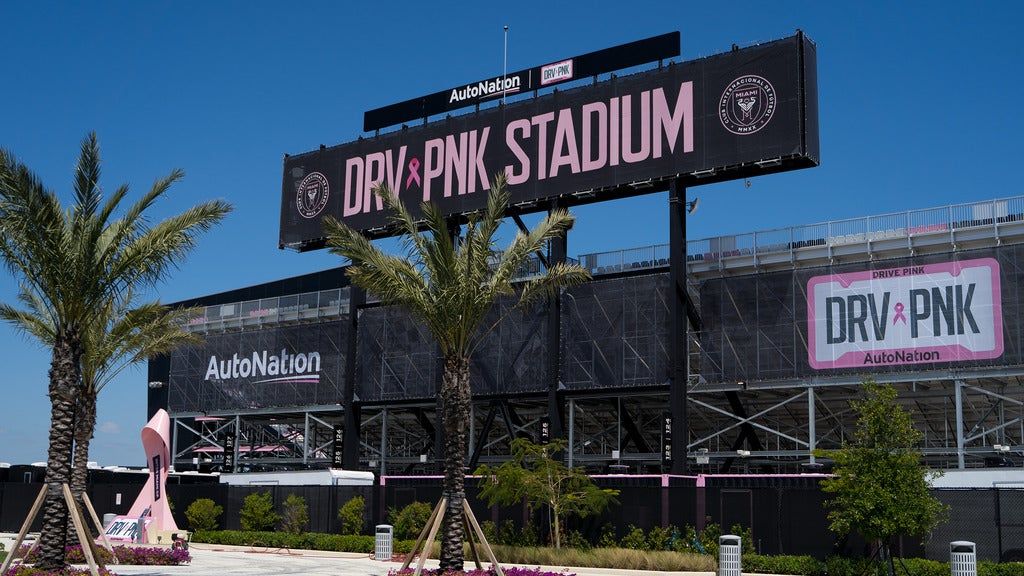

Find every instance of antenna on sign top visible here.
[503,25,509,104]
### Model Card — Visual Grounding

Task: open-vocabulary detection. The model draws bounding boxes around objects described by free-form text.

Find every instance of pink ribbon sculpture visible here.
[126,409,178,534]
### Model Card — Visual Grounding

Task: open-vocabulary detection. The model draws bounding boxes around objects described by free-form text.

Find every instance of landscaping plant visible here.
[387,501,434,540]
[184,498,223,532]
[818,381,948,576]
[0,133,229,569]
[239,491,280,531]
[476,437,618,548]
[338,495,365,535]
[280,493,310,534]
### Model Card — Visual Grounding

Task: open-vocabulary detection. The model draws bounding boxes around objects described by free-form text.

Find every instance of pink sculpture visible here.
[126,409,178,533]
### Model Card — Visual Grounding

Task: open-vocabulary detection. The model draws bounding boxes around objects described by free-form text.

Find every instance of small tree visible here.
[280,493,309,534]
[338,495,365,535]
[239,492,279,532]
[476,438,619,548]
[819,381,947,576]
[184,498,223,532]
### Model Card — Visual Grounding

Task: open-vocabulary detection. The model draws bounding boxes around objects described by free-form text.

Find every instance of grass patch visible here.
[488,545,717,572]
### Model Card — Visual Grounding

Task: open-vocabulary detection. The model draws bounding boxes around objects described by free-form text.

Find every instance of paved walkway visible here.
[106,544,714,576]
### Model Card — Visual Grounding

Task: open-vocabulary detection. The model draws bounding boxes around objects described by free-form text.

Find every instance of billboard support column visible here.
[808,387,817,465]
[955,379,966,469]
[668,178,688,474]
[342,285,366,469]
[547,199,567,442]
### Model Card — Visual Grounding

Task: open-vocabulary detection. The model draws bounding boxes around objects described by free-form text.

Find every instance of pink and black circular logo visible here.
[296,172,329,219]
[719,75,777,135]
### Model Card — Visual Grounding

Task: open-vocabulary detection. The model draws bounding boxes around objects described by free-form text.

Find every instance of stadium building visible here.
[148,193,1024,475]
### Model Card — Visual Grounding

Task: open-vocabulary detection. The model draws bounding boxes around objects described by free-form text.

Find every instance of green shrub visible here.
[980,562,1024,576]
[620,525,649,551]
[280,493,309,534]
[387,501,433,540]
[191,529,409,554]
[700,522,722,556]
[337,495,365,535]
[480,520,498,544]
[496,520,518,546]
[646,525,671,551]
[597,523,618,548]
[240,491,279,531]
[744,554,825,576]
[562,528,591,550]
[728,524,756,554]
[518,522,540,547]
[184,498,223,532]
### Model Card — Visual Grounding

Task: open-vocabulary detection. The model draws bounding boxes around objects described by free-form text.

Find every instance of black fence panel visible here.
[1,480,1019,560]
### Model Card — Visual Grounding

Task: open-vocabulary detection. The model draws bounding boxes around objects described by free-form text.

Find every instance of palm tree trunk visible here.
[438,356,470,572]
[67,393,97,544]
[37,330,83,570]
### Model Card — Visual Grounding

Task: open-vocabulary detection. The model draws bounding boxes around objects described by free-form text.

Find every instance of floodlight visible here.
[686,198,700,214]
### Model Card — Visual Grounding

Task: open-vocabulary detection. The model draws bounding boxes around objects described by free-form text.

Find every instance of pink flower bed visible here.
[389,565,573,569]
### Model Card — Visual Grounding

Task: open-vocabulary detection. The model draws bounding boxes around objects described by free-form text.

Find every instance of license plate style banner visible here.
[807,258,1003,369]
[280,33,819,249]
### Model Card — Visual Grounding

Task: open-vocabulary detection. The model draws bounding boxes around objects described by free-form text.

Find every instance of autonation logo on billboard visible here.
[204,349,322,384]
[807,258,1003,369]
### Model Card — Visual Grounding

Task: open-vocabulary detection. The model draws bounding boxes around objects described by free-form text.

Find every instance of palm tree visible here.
[0,287,200,540]
[0,134,230,569]
[323,174,588,571]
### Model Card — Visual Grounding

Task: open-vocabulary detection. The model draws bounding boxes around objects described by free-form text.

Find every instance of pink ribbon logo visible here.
[406,157,421,188]
[893,302,907,325]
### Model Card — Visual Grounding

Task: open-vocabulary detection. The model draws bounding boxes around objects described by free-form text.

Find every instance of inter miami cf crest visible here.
[296,171,330,219]
[719,75,777,135]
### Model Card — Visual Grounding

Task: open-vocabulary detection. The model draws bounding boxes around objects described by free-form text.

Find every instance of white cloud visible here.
[98,421,121,435]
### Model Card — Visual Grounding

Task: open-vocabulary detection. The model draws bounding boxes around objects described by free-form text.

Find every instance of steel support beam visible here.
[469,402,498,469]
[547,199,567,441]
[568,399,575,467]
[342,285,365,469]
[303,412,310,465]
[380,408,389,476]
[808,386,817,465]
[955,379,965,469]
[668,179,688,473]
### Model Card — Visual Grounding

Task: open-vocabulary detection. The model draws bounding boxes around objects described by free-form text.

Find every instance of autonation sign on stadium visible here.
[168,320,346,414]
[281,33,819,249]
[808,259,1003,369]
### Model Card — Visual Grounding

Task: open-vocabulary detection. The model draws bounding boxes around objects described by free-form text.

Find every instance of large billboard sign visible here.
[363,32,681,132]
[697,247,1023,384]
[807,259,1003,369]
[281,33,819,249]
[168,320,347,414]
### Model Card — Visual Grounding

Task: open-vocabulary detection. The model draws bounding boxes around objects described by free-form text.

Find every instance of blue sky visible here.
[1,1,1022,466]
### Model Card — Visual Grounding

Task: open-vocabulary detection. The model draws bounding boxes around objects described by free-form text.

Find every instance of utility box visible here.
[719,535,742,576]
[950,541,977,576]
[375,524,394,561]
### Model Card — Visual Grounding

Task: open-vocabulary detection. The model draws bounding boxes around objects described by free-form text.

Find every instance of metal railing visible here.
[578,244,671,276]
[183,288,351,332]
[575,195,1024,275]
[686,195,1024,264]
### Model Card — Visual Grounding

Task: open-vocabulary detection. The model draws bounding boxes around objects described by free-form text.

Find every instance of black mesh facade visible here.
[357,297,550,402]
[356,306,437,402]
[699,246,1024,384]
[562,273,671,390]
[471,297,549,396]
[167,319,347,413]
